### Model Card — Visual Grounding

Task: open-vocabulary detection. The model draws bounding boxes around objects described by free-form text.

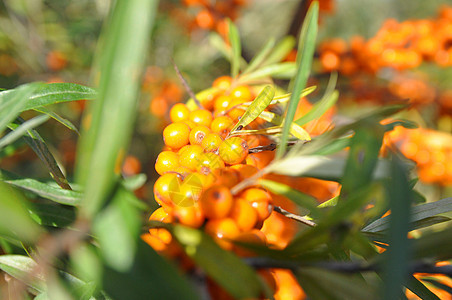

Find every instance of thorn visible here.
[170,57,203,109]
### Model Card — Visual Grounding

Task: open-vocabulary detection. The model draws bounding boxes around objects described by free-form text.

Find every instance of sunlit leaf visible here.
[0,115,49,150]
[0,255,45,293]
[290,122,311,141]
[0,82,42,135]
[173,225,262,299]
[239,63,296,83]
[405,276,441,300]
[363,197,452,233]
[75,0,158,217]
[229,85,275,133]
[28,203,76,228]
[23,83,96,111]
[277,2,318,159]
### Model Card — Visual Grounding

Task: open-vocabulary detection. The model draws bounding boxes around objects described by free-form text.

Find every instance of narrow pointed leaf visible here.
[9,119,71,190]
[75,0,158,217]
[295,72,338,126]
[228,19,242,77]
[230,85,275,133]
[290,122,311,141]
[34,107,79,133]
[405,276,441,300]
[0,83,42,135]
[28,203,76,227]
[277,2,318,158]
[242,38,275,74]
[0,115,49,150]
[239,63,296,83]
[23,83,96,111]
[265,36,296,65]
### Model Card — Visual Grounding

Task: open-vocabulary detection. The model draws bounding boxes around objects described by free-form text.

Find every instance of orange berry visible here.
[197,152,225,175]
[155,151,180,175]
[122,155,142,176]
[219,137,249,165]
[230,85,252,100]
[170,176,202,208]
[240,188,273,221]
[234,229,267,257]
[178,145,204,171]
[149,207,173,223]
[189,125,211,145]
[201,133,223,152]
[184,120,197,129]
[154,173,181,207]
[226,98,246,121]
[163,122,190,149]
[189,109,213,127]
[172,166,192,177]
[229,198,258,231]
[170,103,190,123]
[214,95,232,112]
[195,9,215,29]
[230,164,259,181]
[200,184,234,219]
[205,218,240,250]
[173,204,205,228]
[213,76,232,90]
[210,168,239,188]
[211,115,234,137]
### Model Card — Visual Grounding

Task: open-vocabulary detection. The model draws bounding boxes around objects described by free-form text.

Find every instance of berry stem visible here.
[273,206,316,227]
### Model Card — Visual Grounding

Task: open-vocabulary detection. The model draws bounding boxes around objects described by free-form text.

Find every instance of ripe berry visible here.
[229,198,258,231]
[189,109,213,127]
[189,125,211,145]
[154,173,181,207]
[155,151,180,175]
[178,145,204,171]
[230,85,252,100]
[201,133,223,152]
[211,115,234,138]
[219,137,249,165]
[173,204,205,228]
[200,184,234,219]
[205,218,240,250]
[212,76,232,90]
[230,164,258,181]
[163,122,190,149]
[170,103,190,123]
[214,95,232,112]
[197,152,225,175]
[170,172,204,207]
[240,188,273,222]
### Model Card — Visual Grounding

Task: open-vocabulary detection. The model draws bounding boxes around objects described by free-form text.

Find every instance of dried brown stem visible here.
[170,57,203,109]
[273,206,316,227]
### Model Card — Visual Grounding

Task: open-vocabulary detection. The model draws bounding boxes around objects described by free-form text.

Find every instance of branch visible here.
[170,57,203,109]
[274,205,316,227]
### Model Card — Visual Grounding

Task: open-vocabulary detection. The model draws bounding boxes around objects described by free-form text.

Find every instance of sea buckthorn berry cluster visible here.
[146,76,340,299]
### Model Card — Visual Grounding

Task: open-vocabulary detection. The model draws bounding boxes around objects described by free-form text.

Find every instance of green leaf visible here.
[258,179,321,218]
[34,106,79,133]
[173,225,262,299]
[75,0,158,217]
[0,181,43,242]
[382,155,413,299]
[22,83,96,111]
[295,72,338,126]
[413,225,452,260]
[9,119,71,190]
[228,19,242,78]
[295,267,378,300]
[0,255,45,293]
[239,63,296,83]
[0,115,49,150]
[3,177,81,206]
[28,203,76,228]
[362,197,452,233]
[102,239,199,300]
[93,186,141,272]
[405,276,441,300]
[0,82,43,135]
[229,85,275,133]
[242,38,275,74]
[264,36,296,65]
[276,2,318,159]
